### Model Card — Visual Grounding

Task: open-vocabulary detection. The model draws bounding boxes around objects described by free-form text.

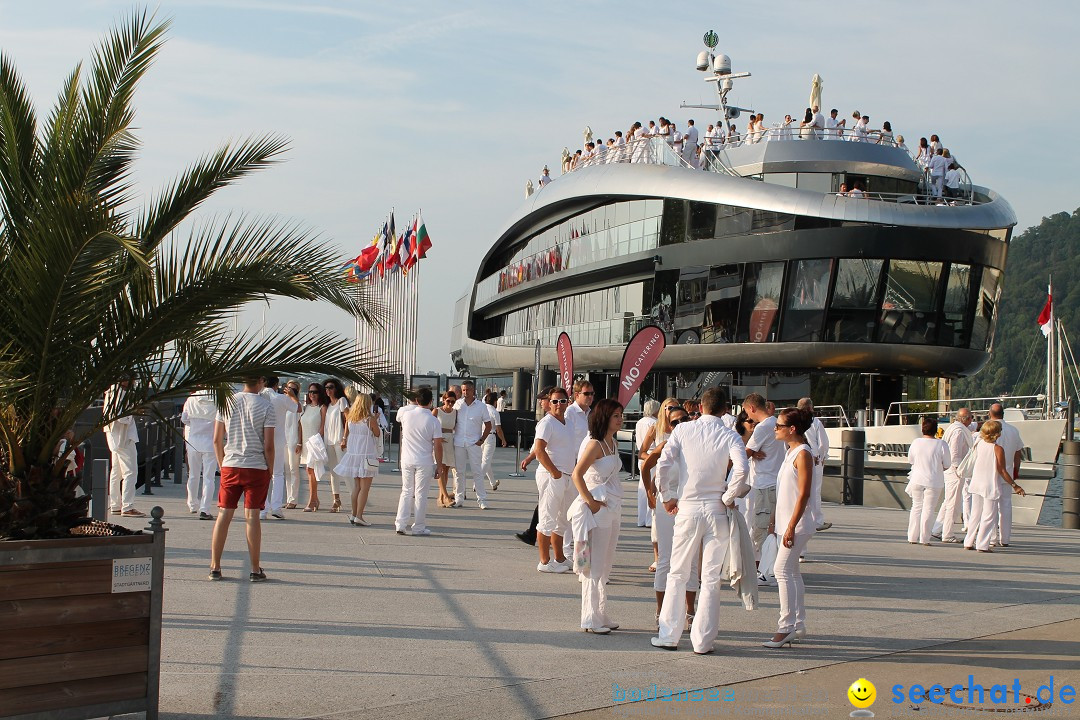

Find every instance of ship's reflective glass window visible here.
[646,199,664,217]
[751,210,795,233]
[616,202,630,226]
[650,269,679,332]
[674,267,708,343]
[826,259,884,342]
[736,262,785,343]
[689,201,716,241]
[780,259,833,342]
[703,264,743,343]
[878,260,943,344]
[797,173,833,194]
[941,263,972,348]
[715,204,753,237]
[630,200,646,222]
[661,199,687,245]
[763,173,797,188]
[970,267,1002,352]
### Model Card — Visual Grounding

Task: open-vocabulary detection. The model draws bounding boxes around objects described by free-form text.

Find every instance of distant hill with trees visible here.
[954,208,1080,400]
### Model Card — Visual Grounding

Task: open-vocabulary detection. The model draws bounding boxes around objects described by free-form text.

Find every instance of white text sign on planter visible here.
[112,557,153,593]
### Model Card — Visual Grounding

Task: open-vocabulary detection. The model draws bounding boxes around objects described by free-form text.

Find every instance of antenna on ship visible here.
[681,31,752,126]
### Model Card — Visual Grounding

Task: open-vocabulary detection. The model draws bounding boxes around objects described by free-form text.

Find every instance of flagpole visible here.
[1048,275,1054,415]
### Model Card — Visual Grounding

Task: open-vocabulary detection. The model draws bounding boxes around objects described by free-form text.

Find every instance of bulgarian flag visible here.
[415,215,432,259]
[1037,287,1052,337]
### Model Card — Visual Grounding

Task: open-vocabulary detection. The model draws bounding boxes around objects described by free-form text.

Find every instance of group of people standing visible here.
[905,403,1025,551]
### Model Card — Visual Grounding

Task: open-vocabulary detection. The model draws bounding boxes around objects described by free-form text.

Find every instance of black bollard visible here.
[1063,440,1080,530]
[841,429,865,506]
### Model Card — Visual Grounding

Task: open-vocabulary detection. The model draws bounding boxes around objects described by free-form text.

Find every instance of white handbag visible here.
[759,533,778,579]
[956,444,978,480]
[304,434,328,464]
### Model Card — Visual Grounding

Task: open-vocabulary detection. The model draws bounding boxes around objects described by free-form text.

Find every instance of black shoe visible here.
[200,512,215,520]
[515,531,537,546]
[396,530,405,535]
[208,570,222,581]
[249,570,267,582]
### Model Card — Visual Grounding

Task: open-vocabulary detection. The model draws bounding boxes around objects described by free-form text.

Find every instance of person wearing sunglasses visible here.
[451,380,492,509]
[763,407,821,648]
[533,387,575,573]
[299,384,329,511]
[514,387,555,546]
[321,378,350,513]
[742,392,784,577]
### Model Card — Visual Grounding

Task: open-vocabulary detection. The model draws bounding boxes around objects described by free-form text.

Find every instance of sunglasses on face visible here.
[775,423,792,429]
[689,412,701,418]
[670,418,684,427]
[551,398,569,405]
[581,391,594,396]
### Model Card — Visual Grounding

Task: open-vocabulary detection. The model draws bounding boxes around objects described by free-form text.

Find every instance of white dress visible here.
[334,419,379,478]
[299,404,324,465]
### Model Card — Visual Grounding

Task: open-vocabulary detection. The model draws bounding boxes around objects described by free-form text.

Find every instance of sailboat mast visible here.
[1048,276,1054,417]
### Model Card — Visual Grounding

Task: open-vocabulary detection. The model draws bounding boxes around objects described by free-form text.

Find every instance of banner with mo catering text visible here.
[617,325,666,407]
[556,332,573,393]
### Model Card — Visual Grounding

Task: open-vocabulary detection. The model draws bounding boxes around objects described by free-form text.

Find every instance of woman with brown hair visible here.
[432,391,458,507]
[300,383,329,511]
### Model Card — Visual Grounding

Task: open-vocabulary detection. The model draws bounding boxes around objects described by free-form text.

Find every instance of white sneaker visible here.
[537,561,560,573]
[757,572,777,587]
[550,559,572,573]
[412,528,431,536]
[478,501,489,510]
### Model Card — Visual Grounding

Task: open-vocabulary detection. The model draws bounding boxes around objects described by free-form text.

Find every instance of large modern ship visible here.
[449,36,1066,523]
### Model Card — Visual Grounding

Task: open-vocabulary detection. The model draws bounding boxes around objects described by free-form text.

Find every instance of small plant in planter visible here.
[0,10,381,540]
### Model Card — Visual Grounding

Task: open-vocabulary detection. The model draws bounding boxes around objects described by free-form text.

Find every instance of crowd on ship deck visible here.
[538,106,967,200]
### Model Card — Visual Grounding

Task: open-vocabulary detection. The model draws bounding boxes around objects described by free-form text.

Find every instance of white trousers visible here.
[745,486,776,557]
[774,533,812,633]
[324,443,346,496]
[396,464,432,533]
[907,485,941,544]
[658,502,730,653]
[995,485,1013,545]
[454,443,487,503]
[185,448,218,514]
[652,500,700,593]
[284,443,301,505]
[964,493,998,551]
[481,438,496,489]
[266,432,286,513]
[535,468,572,538]
[933,469,963,539]
[580,503,621,630]
[109,441,139,512]
[636,463,652,527]
[962,480,972,528]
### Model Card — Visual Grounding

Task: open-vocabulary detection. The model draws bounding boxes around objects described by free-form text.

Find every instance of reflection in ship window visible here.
[826,259,884,342]
[661,199,687,245]
[674,267,708,343]
[645,199,664,217]
[630,200,646,222]
[616,202,630,226]
[878,260,943,344]
[970,267,1002,352]
[736,262,785,343]
[651,269,679,333]
[689,202,716,241]
[942,263,972,348]
[780,259,833,342]
[751,210,795,233]
[796,173,833,194]
[703,264,743,343]
[715,204,753,237]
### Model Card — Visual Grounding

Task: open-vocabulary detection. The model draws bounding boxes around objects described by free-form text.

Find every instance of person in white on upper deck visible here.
[878,121,894,145]
[538,166,552,187]
[810,106,825,138]
[824,109,843,140]
[905,416,949,545]
[650,388,749,654]
[928,148,949,197]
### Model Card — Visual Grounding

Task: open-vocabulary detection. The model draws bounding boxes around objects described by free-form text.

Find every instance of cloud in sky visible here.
[1,1,1076,375]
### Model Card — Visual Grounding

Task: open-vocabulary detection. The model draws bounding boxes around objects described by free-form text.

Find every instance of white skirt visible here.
[334,452,379,478]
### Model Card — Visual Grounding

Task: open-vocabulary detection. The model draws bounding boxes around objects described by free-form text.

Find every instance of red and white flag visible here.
[1037,289,1052,337]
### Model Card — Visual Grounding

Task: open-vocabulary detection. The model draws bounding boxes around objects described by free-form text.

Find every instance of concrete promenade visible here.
[109,447,1080,719]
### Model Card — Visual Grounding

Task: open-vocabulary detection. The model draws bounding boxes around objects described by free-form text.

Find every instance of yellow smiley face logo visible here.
[847,678,876,709]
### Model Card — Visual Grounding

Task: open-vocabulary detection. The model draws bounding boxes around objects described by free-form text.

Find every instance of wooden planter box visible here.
[0,510,166,720]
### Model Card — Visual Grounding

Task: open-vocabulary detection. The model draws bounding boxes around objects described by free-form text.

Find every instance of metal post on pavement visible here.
[173,417,185,485]
[1063,440,1080,530]
[509,417,527,478]
[92,458,109,521]
[841,429,865,506]
[629,429,638,481]
[142,421,155,496]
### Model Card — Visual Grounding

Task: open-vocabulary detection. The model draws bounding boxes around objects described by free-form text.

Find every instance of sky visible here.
[2,1,1078,376]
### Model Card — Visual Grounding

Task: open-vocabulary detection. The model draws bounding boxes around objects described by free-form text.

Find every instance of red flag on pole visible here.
[1037,289,1052,337]
[617,326,666,407]
[556,332,573,393]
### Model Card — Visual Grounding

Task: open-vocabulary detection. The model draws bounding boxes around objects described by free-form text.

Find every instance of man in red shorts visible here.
[209,377,276,582]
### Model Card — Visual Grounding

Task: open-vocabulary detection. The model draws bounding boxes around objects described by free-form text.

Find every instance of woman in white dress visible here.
[906,416,949,545]
[322,378,350,513]
[640,402,698,626]
[300,383,328,511]
[335,394,381,526]
[764,407,821,649]
[964,421,1025,552]
[877,121,895,146]
[433,391,458,507]
[570,398,625,634]
[283,381,303,509]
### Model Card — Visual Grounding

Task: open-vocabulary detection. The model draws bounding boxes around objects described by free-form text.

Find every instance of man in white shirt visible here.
[933,407,974,542]
[944,163,961,198]
[810,106,825,138]
[928,149,948,197]
[181,389,219,520]
[798,398,831,533]
[482,391,507,491]
[635,400,660,527]
[496,390,507,412]
[683,120,699,163]
[395,387,443,536]
[260,376,299,520]
[743,393,784,562]
[104,379,144,517]
[210,377,275,582]
[538,167,552,188]
[988,403,1024,546]
[651,387,749,654]
[452,380,492,509]
[718,399,737,430]
[565,380,594,452]
[533,387,576,573]
[825,109,844,140]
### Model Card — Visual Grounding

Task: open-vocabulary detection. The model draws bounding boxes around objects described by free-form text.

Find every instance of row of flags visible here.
[343,211,433,283]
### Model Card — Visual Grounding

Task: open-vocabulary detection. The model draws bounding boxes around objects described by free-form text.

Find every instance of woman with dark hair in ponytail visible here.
[763,407,821,648]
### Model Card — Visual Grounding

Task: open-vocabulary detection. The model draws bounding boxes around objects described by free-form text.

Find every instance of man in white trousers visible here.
[742,392,784,571]
[481,391,507,491]
[988,403,1023,546]
[260,376,299,520]
[933,407,974,542]
[181,388,219,520]
[104,379,145,517]
[395,387,443,536]
[798,398,831,536]
[651,387,749,654]
[453,380,492,509]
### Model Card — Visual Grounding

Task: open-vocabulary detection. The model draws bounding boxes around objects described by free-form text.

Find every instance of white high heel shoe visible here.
[762,630,797,649]
[794,628,807,641]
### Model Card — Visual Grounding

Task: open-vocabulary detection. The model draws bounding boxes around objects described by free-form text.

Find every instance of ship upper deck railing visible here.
[552,134,979,205]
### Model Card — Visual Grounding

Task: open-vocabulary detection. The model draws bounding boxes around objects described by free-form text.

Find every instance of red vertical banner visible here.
[556,332,574,393]
[617,325,666,407]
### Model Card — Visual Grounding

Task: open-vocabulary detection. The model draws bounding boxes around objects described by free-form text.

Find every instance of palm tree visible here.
[0,11,382,539]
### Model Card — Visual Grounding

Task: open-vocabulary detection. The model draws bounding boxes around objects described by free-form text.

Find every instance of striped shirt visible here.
[217,391,276,469]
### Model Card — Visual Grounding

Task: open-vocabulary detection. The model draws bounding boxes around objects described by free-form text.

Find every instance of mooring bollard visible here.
[1063,440,1080,530]
[841,429,865,506]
